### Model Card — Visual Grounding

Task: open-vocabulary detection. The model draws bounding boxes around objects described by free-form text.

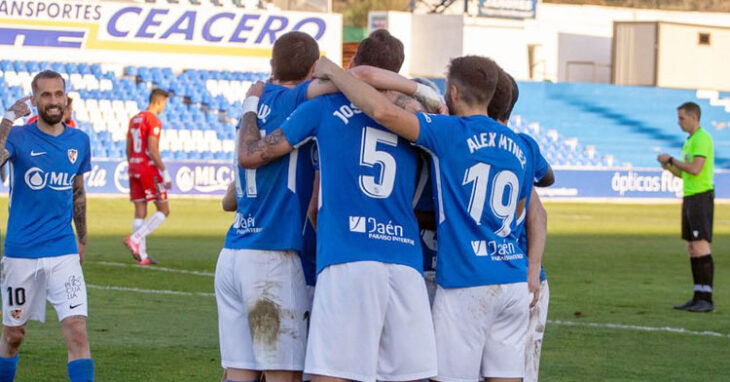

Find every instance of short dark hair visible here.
[351,29,405,73]
[678,102,701,121]
[447,55,500,108]
[504,73,519,121]
[487,69,512,122]
[149,88,170,103]
[31,70,66,94]
[271,31,320,82]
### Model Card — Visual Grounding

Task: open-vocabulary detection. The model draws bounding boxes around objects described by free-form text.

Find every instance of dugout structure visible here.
[613,21,730,91]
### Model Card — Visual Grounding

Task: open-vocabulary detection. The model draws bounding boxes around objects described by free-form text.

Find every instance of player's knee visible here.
[62,316,89,349]
[155,203,170,217]
[695,240,711,254]
[2,326,26,349]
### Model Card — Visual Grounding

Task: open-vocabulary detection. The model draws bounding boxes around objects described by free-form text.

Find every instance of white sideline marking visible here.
[85,278,730,340]
[550,320,730,339]
[91,261,214,277]
[87,284,214,297]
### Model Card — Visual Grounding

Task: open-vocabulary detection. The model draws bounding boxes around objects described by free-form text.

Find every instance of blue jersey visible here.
[416,113,533,288]
[224,81,312,252]
[4,122,91,258]
[297,142,318,286]
[281,93,423,274]
[515,133,549,282]
[415,163,437,272]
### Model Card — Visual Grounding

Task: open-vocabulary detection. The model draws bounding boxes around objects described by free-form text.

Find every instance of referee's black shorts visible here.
[682,190,714,242]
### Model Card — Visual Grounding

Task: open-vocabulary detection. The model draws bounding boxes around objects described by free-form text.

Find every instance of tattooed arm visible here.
[237,83,295,169]
[237,116,295,169]
[73,175,88,264]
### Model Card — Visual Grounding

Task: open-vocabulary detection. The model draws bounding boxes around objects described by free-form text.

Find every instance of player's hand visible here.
[246,81,265,98]
[528,270,540,308]
[438,102,449,115]
[77,240,85,265]
[162,169,173,190]
[4,96,32,121]
[657,154,670,164]
[313,56,338,81]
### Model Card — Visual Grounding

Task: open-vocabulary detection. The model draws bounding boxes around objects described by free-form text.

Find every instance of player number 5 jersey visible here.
[281,93,424,274]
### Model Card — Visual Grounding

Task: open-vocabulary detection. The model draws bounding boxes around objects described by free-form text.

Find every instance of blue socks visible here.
[0,355,94,382]
[0,354,18,382]
[67,358,94,382]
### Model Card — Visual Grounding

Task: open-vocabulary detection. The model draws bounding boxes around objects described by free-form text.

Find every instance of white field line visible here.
[91,261,214,277]
[86,262,730,339]
[87,284,214,297]
[549,319,730,339]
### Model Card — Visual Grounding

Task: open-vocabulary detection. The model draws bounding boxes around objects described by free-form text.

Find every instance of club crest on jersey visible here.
[10,309,22,319]
[68,149,78,164]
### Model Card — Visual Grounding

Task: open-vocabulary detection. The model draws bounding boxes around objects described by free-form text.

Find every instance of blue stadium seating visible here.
[3,59,728,169]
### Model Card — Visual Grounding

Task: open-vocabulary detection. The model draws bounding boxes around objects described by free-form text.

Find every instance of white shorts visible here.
[1,255,88,326]
[424,270,437,306]
[214,248,309,371]
[433,282,530,382]
[305,261,437,382]
[525,280,550,382]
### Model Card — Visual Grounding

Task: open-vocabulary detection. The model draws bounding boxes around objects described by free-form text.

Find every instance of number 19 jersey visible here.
[281,93,423,274]
[224,81,311,252]
[416,113,533,288]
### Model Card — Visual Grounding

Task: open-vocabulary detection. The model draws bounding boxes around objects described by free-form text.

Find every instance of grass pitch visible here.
[1,198,728,381]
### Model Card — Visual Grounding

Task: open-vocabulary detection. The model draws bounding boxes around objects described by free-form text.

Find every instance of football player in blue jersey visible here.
[214,31,319,382]
[316,55,548,382]
[237,30,445,382]
[0,71,94,382]
[214,30,443,382]
[495,72,552,382]
[411,78,442,306]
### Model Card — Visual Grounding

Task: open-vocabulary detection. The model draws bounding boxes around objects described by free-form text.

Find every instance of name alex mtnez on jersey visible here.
[349,216,416,245]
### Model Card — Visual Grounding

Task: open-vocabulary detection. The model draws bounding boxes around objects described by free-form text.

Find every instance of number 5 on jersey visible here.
[359,127,398,199]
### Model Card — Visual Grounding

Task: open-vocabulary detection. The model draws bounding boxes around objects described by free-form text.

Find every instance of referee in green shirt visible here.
[658,102,715,312]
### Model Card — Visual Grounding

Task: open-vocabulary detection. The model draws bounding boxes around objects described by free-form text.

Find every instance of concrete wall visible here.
[379,3,730,86]
[408,14,464,78]
[527,3,730,82]
[462,17,529,80]
[557,33,612,83]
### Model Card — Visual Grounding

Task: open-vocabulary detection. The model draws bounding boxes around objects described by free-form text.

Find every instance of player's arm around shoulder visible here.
[238,82,295,169]
[73,174,87,264]
[314,57,422,142]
